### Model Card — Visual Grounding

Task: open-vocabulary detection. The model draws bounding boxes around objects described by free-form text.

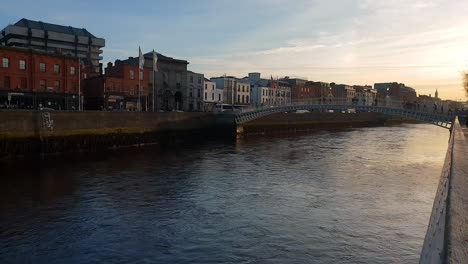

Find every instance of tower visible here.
[435,89,439,99]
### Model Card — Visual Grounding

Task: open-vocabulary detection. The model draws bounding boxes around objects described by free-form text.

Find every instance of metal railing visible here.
[234,98,454,128]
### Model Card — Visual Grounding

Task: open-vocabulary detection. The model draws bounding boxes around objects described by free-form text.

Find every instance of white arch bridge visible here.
[233,99,455,129]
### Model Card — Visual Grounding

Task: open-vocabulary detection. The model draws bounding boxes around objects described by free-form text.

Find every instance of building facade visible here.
[84,51,189,111]
[0,46,80,110]
[292,81,330,102]
[235,80,251,105]
[247,72,291,106]
[210,76,250,106]
[202,78,222,111]
[332,84,356,103]
[374,82,417,102]
[187,71,204,111]
[353,85,377,106]
[0,18,105,78]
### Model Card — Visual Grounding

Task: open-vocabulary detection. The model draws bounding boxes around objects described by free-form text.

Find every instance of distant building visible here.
[84,51,189,111]
[235,80,251,105]
[187,71,204,111]
[280,76,307,87]
[0,46,81,110]
[292,81,330,101]
[0,18,105,78]
[332,84,356,103]
[248,73,291,106]
[354,85,377,106]
[374,82,417,102]
[202,78,222,111]
[210,76,250,106]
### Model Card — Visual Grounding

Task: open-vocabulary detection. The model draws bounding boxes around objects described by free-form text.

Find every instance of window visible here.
[70,66,76,75]
[198,77,201,84]
[205,92,207,100]
[190,76,193,83]
[246,95,249,103]
[212,93,214,100]
[40,80,46,90]
[19,60,26,70]
[242,95,245,104]
[189,88,193,98]
[130,70,135,80]
[205,84,207,90]
[4,76,10,88]
[54,64,60,73]
[212,85,214,90]
[139,71,143,80]
[197,89,201,98]
[237,94,240,103]
[54,80,60,89]
[2,58,8,68]
[83,73,87,79]
[242,86,245,92]
[218,94,221,101]
[238,86,240,92]
[40,63,46,72]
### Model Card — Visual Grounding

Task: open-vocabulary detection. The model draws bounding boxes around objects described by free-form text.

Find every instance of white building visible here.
[354,86,377,106]
[210,76,250,106]
[203,78,223,111]
[248,72,291,107]
[235,81,250,105]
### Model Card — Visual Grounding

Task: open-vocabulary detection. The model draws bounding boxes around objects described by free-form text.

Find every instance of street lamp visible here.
[386,87,390,107]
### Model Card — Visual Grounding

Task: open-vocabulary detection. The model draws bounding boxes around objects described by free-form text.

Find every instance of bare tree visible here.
[464,72,468,98]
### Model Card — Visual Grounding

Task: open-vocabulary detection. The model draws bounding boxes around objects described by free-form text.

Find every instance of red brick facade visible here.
[0,47,80,94]
[291,82,325,100]
[84,62,152,110]
[0,46,82,109]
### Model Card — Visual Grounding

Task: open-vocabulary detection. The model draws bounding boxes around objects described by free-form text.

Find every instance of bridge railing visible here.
[239,98,451,115]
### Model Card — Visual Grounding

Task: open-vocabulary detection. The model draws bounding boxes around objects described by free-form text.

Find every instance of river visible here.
[0,124,449,263]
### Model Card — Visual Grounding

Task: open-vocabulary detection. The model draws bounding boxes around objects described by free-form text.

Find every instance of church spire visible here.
[435,89,439,99]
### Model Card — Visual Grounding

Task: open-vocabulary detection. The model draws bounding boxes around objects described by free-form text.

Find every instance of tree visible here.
[464,72,468,98]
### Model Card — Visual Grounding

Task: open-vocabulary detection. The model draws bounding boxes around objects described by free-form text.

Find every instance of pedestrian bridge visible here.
[235,99,455,129]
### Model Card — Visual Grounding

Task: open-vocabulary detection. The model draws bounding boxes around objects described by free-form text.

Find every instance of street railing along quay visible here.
[420,118,468,264]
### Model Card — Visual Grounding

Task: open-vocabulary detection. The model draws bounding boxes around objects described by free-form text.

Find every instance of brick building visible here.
[291,81,330,101]
[332,84,356,103]
[0,18,105,78]
[0,46,81,110]
[84,51,189,111]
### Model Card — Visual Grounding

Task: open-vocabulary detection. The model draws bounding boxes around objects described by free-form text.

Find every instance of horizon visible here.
[1,0,468,100]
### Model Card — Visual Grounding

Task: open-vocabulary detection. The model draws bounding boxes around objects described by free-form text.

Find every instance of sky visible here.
[1,0,468,100]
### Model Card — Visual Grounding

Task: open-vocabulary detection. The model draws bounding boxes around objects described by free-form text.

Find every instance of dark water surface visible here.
[0,124,449,263]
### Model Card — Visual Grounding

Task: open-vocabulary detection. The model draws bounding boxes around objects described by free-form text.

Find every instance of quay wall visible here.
[240,112,391,134]
[0,111,234,158]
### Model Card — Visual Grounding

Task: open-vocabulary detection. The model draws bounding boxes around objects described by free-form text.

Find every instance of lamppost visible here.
[386,87,390,107]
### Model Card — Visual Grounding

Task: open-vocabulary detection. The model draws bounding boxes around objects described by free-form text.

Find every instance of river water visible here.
[0,124,449,263]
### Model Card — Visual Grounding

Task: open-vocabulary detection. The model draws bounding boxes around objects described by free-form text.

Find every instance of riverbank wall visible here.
[0,111,235,159]
[0,111,416,158]
[239,112,398,135]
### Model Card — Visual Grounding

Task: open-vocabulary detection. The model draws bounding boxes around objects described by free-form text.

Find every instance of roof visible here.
[14,18,96,38]
[118,51,188,66]
[143,51,188,64]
